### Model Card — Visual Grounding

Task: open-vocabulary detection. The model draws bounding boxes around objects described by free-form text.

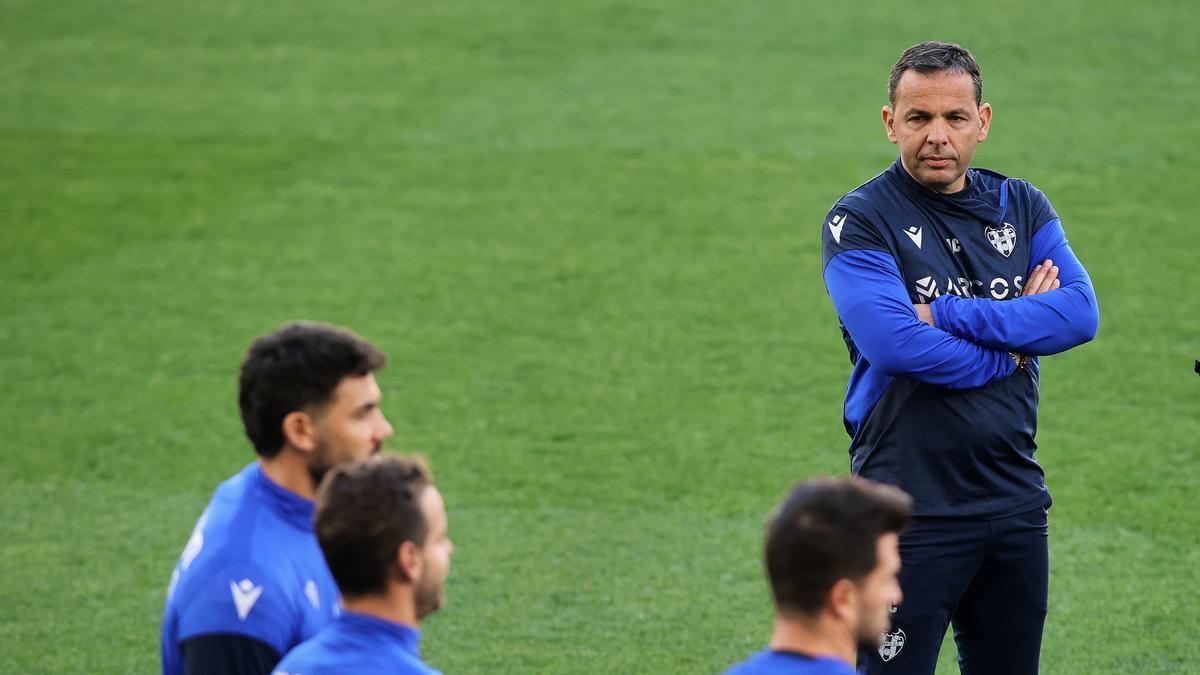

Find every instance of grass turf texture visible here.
[1,0,1197,672]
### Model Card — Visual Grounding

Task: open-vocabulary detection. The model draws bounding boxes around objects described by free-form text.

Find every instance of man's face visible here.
[883,69,991,194]
[308,374,394,483]
[414,486,453,620]
[854,532,903,650]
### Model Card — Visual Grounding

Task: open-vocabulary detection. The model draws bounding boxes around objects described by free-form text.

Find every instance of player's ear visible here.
[397,540,423,583]
[977,103,992,142]
[883,106,899,144]
[828,578,858,623]
[282,411,318,453]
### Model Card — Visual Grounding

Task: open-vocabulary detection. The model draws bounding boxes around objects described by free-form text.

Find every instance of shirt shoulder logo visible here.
[985,222,1017,257]
[179,511,209,571]
[304,579,320,609]
[903,225,923,249]
[827,213,847,244]
[167,569,181,598]
[230,578,264,620]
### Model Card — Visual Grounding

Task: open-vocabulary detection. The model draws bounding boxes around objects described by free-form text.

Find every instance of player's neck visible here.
[342,587,420,629]
[258,452,318,501]
[768,611,855,667]
[898,157,970,195]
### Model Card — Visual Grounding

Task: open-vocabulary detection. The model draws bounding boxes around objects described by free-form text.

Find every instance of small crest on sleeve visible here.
[230,578,264,620]
[827,213,848,243]
[305,579,320,609]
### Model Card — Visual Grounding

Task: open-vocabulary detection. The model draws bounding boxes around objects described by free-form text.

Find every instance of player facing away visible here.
[725,477,911,675]
[161,322,395,675]
[272,454,453,675]
[820,42,1099,673]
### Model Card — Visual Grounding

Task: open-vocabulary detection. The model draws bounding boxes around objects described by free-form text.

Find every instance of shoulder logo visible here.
[180,511,208,570]
[879,628,906,662]
[305,580,320,609]
[230,578,264,620]
[986,222,1017,257]
[903,225,923,249]
[827,213,847,244]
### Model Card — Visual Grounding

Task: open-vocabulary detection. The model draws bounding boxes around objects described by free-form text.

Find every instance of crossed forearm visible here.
[914,259,1064,358]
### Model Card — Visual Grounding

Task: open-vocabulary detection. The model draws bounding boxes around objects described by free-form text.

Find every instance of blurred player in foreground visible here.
[161,322,394,674]
[724,477,911,675]
[273,454,453,674]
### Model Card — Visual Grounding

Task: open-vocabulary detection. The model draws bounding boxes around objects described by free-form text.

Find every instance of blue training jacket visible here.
[724,648,856,674]
[821,158,1098,518]
[161,462,341,674]
[273,611,442,675]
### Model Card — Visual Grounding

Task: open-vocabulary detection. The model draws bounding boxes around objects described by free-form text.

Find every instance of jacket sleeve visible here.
[181,633,281,675]
[824,248,1017,389]
[929,218,1099,355]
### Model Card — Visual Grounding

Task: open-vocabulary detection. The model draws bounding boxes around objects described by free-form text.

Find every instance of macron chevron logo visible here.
[904,225,923,249]
[305,580,320,609]
[828,213,847,243]
[230,579,264,620]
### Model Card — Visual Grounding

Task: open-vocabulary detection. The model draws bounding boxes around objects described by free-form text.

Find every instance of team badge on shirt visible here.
[985,222,1017,257]
[879,628,906,662]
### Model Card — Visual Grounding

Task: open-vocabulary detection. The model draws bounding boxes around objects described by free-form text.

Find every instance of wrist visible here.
[929,295,945,328]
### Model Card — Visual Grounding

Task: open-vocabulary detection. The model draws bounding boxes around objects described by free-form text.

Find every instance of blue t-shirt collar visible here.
[886,157,1008,226]
[339,610,423,659]
[250,462,316,531]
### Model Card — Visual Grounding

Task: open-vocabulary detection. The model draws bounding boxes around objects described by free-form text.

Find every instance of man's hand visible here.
[1011,259,1060,368]
[1023,259,1060,296]
[912,259,1061,328]
[914,303,935,326]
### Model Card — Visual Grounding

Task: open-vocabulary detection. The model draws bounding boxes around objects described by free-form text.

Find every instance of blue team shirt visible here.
[273,611,441,675]
[161,462,340,674]
[821,158,1098,518]
[725,648,856,675]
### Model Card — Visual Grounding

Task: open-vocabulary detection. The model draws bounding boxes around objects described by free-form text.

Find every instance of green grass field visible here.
[2,0,1198,672]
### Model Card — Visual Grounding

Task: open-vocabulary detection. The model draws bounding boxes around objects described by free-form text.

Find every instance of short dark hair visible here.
[888,41,983,107]
[765,477,911,616]
[238,321,386,457]
[315,454,432,598]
